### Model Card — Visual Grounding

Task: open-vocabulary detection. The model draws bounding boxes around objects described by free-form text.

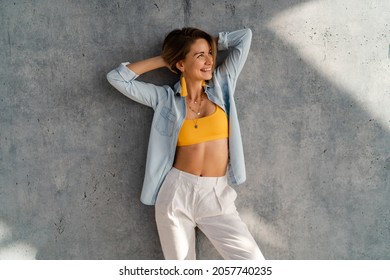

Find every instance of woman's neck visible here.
[185,78,204,101]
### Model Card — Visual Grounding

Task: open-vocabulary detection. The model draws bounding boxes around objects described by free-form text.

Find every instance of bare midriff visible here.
[173,138,228,177]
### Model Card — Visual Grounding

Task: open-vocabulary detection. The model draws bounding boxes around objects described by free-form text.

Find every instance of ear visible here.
[176,60,185,73]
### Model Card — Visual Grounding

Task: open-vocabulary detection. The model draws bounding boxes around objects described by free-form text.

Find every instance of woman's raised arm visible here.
[126,55,168,75]
[107,56,170,109]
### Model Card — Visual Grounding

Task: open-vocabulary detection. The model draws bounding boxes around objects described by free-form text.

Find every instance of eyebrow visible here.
[193,51,205,57]
[193,49,212,57]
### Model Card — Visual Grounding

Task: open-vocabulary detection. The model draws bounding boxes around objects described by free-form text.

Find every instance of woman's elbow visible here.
[245,28,252,40]
[106,70,115,84]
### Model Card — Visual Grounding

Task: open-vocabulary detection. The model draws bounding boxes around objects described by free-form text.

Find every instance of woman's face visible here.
[176,38,213,82]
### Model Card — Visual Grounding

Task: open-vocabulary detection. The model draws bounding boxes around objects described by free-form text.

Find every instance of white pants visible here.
[155,168,264,260]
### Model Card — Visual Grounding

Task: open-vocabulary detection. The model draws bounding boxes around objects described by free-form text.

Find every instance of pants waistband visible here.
[170,167,227,187]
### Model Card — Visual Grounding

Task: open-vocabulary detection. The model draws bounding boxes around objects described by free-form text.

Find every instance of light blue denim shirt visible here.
[107,28,252,205]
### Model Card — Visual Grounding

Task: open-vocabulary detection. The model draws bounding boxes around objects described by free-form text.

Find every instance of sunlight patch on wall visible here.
[267,0,390,129]
[0,220,37,260]
[240,209,287,250]
[0,242,38,260]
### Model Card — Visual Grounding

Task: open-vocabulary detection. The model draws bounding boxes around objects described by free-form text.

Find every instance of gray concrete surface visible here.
[0,0,389,259]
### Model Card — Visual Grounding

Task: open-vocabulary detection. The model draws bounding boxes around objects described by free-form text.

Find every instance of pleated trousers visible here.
[155,167,264,260]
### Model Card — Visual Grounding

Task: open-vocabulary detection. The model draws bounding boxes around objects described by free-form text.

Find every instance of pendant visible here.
[194,124,198,128]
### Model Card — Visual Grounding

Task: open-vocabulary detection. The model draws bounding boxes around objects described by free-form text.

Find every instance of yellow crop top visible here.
[177,105,229,146]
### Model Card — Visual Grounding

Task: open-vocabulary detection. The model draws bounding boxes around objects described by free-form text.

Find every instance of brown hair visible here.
[162,27,217,74]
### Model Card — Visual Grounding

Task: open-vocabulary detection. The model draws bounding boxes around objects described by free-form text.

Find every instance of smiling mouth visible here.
[201,68,212,72]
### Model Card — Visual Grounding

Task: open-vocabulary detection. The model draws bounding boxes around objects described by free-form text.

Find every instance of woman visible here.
[107,27,264,260]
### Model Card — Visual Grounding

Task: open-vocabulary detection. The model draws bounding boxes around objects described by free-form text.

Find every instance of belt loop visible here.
[216,176,222,187]
[217,175,227,187]
[177,168,182,181]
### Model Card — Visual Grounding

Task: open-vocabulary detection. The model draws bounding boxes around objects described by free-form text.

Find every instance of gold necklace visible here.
[187,93,204,128]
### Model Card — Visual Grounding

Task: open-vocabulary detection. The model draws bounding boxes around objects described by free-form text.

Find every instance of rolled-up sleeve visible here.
[216,28,253,82]
[107,62,167,109]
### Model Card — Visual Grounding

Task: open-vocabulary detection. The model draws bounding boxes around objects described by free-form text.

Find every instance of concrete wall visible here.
[0,0,389,259]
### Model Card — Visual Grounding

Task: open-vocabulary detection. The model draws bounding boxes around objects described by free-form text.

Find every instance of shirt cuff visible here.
[218,32,229,51]
[117,62,139,81]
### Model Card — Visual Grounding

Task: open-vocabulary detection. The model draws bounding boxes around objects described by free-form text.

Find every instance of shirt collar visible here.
[173,79,214,96]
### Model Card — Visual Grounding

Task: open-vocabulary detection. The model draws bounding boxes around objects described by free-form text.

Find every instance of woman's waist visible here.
[169,167,227,185]
[173,139,228,177]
